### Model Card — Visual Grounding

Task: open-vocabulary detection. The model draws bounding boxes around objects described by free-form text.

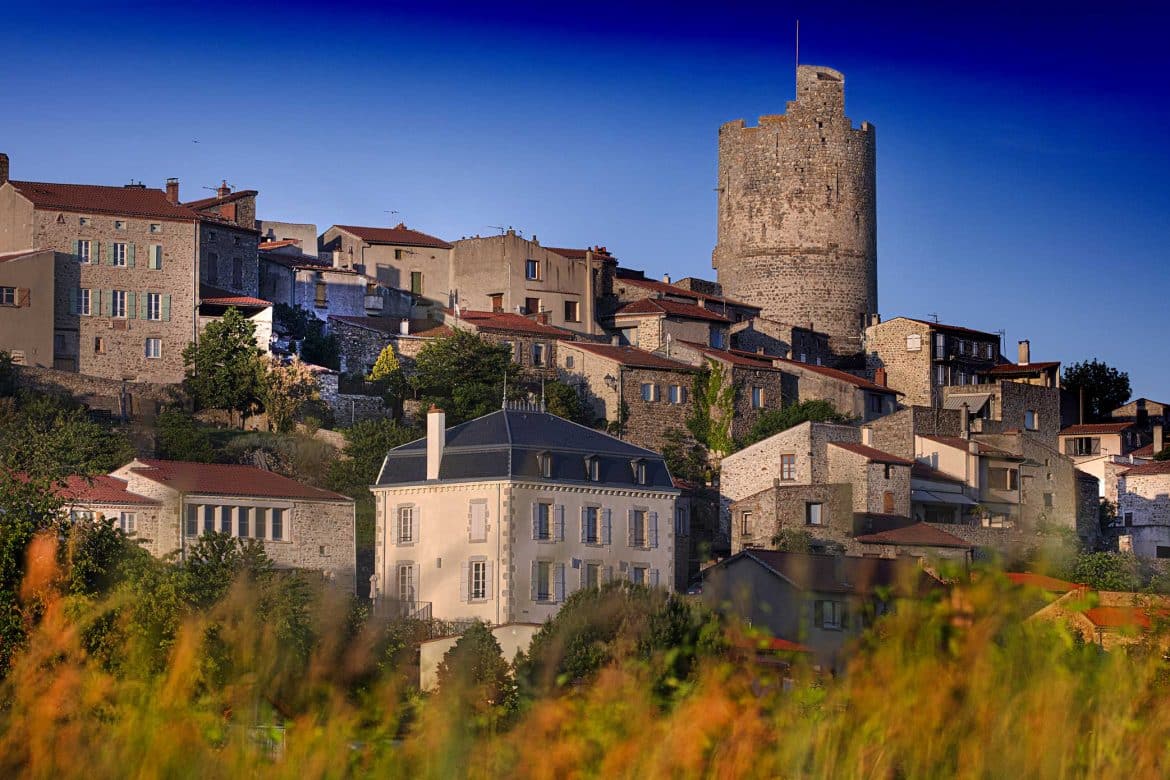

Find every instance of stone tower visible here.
[712,65,877,355]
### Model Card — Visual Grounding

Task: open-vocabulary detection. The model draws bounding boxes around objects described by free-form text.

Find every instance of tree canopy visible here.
[1062,359,1131,422]
[411,331,518,425]
[183,308,266,420]
[740,399,851,448]
[542,380,595,427]
[0,393,135,478]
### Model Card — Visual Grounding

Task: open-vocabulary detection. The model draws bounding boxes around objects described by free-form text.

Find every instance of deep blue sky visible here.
[3,2,1167,397]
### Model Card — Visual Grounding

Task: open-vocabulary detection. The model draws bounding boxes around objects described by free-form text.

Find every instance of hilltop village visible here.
[2,65,1167,674]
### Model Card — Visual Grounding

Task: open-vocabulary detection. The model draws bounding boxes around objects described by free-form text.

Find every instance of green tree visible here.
[411,331,517,425]
[1065,551,1142,591]
[543,380,594,426]
[326,418,419,499]
[156,408,215,462]
[0,394,134,477]
[180,532,274,609]
[182,308,266,424]
[660,427,708,484]
[741,399,851,448]
[771,528,815,553]
[65,516,137,597]
[435,621,513,709]
[0,350,15,397]
[1063,359,1132,422]
[368,344,407,417]
[687,362,737,455]
[263,355,321,433]
[300,328,340,370]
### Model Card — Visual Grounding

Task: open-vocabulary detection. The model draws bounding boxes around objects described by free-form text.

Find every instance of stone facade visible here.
[712,65,877,355]
[945,380,1062,446]
[867,405,961,460]
[321,223,452,309]
[730,317,832,365]
[198,220,260,296]
[1117,465,1170,558]
[330,316,448,376]
[864,317,1000,408]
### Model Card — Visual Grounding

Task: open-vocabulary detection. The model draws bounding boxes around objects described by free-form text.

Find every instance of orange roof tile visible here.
[57,475,159,505]
[1005,572,1081,593]
[199,284,271,308]
[453,309,575,337]
[129,459,350,501]
[1121,461,1170,477]
[830,442,914,466]
[614,297,731,323]
[9,180,197,221]
[854,522,973,548]
[333,223,451,249]
[568,342,697,371]
[1060,422,1136,436]
[618,274,760,310]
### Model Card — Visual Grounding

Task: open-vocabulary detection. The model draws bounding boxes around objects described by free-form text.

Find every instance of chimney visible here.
[874,367,888,387]
[165,178,179,204]
[611,334,620,346]
[537,311,549,325]
[959,402,970,440]
[217,180,231,198]
[0,152,8,185]
[426,406,446,480]
[662,273,671,284]
[1155,424,1164,455]
[756,347,765,355]
[1017,340,1030,366]
[399,318,410,336]
[861,427,873,446]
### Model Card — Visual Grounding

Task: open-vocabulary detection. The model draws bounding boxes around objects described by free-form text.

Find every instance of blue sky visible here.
[3,2,1167,397]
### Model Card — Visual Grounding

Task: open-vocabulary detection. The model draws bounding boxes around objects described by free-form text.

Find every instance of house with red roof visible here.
[1058,421,1145,498]
[321,222,453,311]
[1115,460,1170,559]
[60,459,356,590]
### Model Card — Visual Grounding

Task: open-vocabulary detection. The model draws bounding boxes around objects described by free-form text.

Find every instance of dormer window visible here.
[538,451,552,478]
[584,455,601,482]
[631,459,647,485]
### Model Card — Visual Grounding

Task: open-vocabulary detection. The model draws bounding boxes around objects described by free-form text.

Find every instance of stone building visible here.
[761,353,899,422]
[1115,461,1170,559]
[1058,422,1145,498]
[864,317,1002,408]
[329,315,451,376]
[371,406,677,623]
[712,65,877,356]
[256,220,319,257]
[320,223,453,306]
[610,296,731,352]
[610,268,759,325]
[60,459,357,591]
[443,308,577,380]
[0,248,58,367]
[259,242,411,323]
[665,342,786,445]
[730,317,833,366]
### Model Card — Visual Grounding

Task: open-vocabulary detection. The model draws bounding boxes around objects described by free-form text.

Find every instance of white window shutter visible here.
[650,568,660,588]
[554,563,565,603]
[602,509,612,545]
[580,507,587,543]
[604,565,613,583]
[532,503,539,539]
[459,561,469,603]
[392,507,400,544]
[531,561,539,602]
[554,505,565,541]
[627,509,635,547]
[485,561,494,600]
[649,512,659,549]
[412,506,420,544]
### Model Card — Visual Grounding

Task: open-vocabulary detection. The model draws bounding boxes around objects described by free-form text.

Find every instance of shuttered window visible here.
[469,502,488,542]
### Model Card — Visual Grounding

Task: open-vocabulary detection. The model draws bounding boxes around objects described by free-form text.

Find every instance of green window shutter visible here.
[68,287,78,315]
[162,294,171,321]
[127,244,136,268]
[93,243,101,264]
[107,243,116,266]
[72,239,80,258]
[138,293,147,320]
[101,290,111,317]
[127,291,137,319]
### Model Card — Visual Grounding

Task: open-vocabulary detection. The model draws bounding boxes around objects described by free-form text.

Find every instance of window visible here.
[984,343,994,359]
[640,383,659,402]
[232,258,243,288]
[565,354,574,369]
[630,565,648,585]
[883,491,895,513]
[619,327,638,347]
[632,460,647,485]
[112,242,128,266]
[781,454,796,481]
[1024,410,1038,431]
[806,502,823,526]
[668,384,687,404]
[397,563,416,601]
[906,334,921,351]
[935,365,946,386]
[1044,492,1054,509]
[538,452,552,478]
[150,223,161,234]
[119,512,137,534]
[254,508,267,539]
[988,468,1019,491]
[958,340,967,355]
[146,292,161,320]
[271,508,284,540]
[584,562,601,588]
[111,290,127,318]
[470,502,488,542]
[489,293,503,312]
[675,507,689,537]
[525,297,541,315]
[201,505,215,534]
[816,600,844,630]
[315,281,327,307]
[534,561,552,601]
[1157,546,1170,560]
[145,338,162,359]
[397,505,415,544]
[740,511,752,537]
[869,394,884,413]
[237,506,250,538]
[185,505,198,536]
[147,244,163,269]
[410,271,422,295]
[525,258,540,280]
[79,217,91,227]
[629,509,647,547]
[1124,512,1134,527]
[582,506,601,543]
[533,502,552,540]
[77,240,92,263]
[584,456,601,482]
[933,332,945,357]
[206,253,218,284]
[114,220,126,231]
[394,248,404,260]
[564,300,579,322]
[94,336,106,354]
[751,386,765,409]
[0,286,18,307]
[957,371,967,386]
[1070,437,1097,456]
[532,342,546,366]
[710,329,725,349]
[470,560,488,601]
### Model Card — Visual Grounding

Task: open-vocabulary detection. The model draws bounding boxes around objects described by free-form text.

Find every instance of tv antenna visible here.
[927,313,940,323]
[488,225,508,235]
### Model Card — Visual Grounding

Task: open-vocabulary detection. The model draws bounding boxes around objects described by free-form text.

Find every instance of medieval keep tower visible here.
[712,65,877,355]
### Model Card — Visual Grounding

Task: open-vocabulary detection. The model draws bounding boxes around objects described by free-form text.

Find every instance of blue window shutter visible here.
[485,561,494,600]
[72,240,80,258]
[530,561,538,602]
[554,505,565,541]
[649,512,659,549]
[162,294,171,321]
[459,561,469,603]
[127,244,136,267]
[649,569,660,588]
[602,509,612,546]
[127,292,137,319]
[554,563,565,603]
[531,503,538,540]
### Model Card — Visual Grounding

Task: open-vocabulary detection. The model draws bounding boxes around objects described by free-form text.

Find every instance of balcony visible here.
[379,599,432,621]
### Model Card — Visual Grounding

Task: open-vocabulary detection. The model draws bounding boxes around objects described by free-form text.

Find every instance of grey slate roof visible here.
[375,408,676,489]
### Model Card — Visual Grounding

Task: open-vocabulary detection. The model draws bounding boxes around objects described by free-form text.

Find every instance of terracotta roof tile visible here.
[1005,572,1082,592]
[681,343,777,369]
[854,522,974,548]
[130,459,350,501]
[453,309,575,337]
[830,442,914,466]
[614,297,731,323]
[568,342,697,371]
[333,224,451,249]
[58,475,159,505]
[758,353,899,394]
[1121,461,1170,477]
[182,189,258,210]
[9,180,197,221]
[986,361,1061,374]
[898,317,1000,340]
[618,274,760,311]
[1060,422,1136,436]
[1084,605,1170,630]
[199,284,271,308]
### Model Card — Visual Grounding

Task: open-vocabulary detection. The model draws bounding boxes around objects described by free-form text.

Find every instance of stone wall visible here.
[1118,473,1170,558]
[864,318,934,406]
[199,221,259,296]
[728,365,786,444]
[13,363,183,419]
[316,372,391,426]
[721,421,860,503]
[731,482,853,554]
[621,367,694,453]
[867,406,961,460]
[712,65,877,355]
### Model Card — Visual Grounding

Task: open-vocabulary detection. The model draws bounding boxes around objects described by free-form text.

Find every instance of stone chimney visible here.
[959,402,970,440]
[0,152,9,185]
[399,319,410,336]
[217,180,231,198]
[611,334,620,346]
[662,273,671,284]
[165,178,179,204]
[861,426,873,446]
[1155,424,1164,455]
[1018,340,1030,366]
[874,367,888,387]
[426,406,446,480]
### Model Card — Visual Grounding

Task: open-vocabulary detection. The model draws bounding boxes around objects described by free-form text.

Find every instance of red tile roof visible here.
[545,247,614,260]
[182,189,258,210]
[854,522,974,549]
[453,309,575,337]
[568,342,697,371]
[58,475,159,505]
[1083,605,1170,630]
[9,180,198,221]
[129,459,350,501]
[757,353,898,394]
[1130,444,1162,458]
[259,249,340,272]
[258,239,301,250]
[899,317,1000,340]
[618,273,760,310]
[985,361,1061,374]
[614,297,731,323]
[333,224,451,249]
[1121,461,1170,477]
[1059,422,1136,436]
[199,284,271,308]
[830,442,914,466]
[682,343,777,369]
[1005,572,1081,593]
